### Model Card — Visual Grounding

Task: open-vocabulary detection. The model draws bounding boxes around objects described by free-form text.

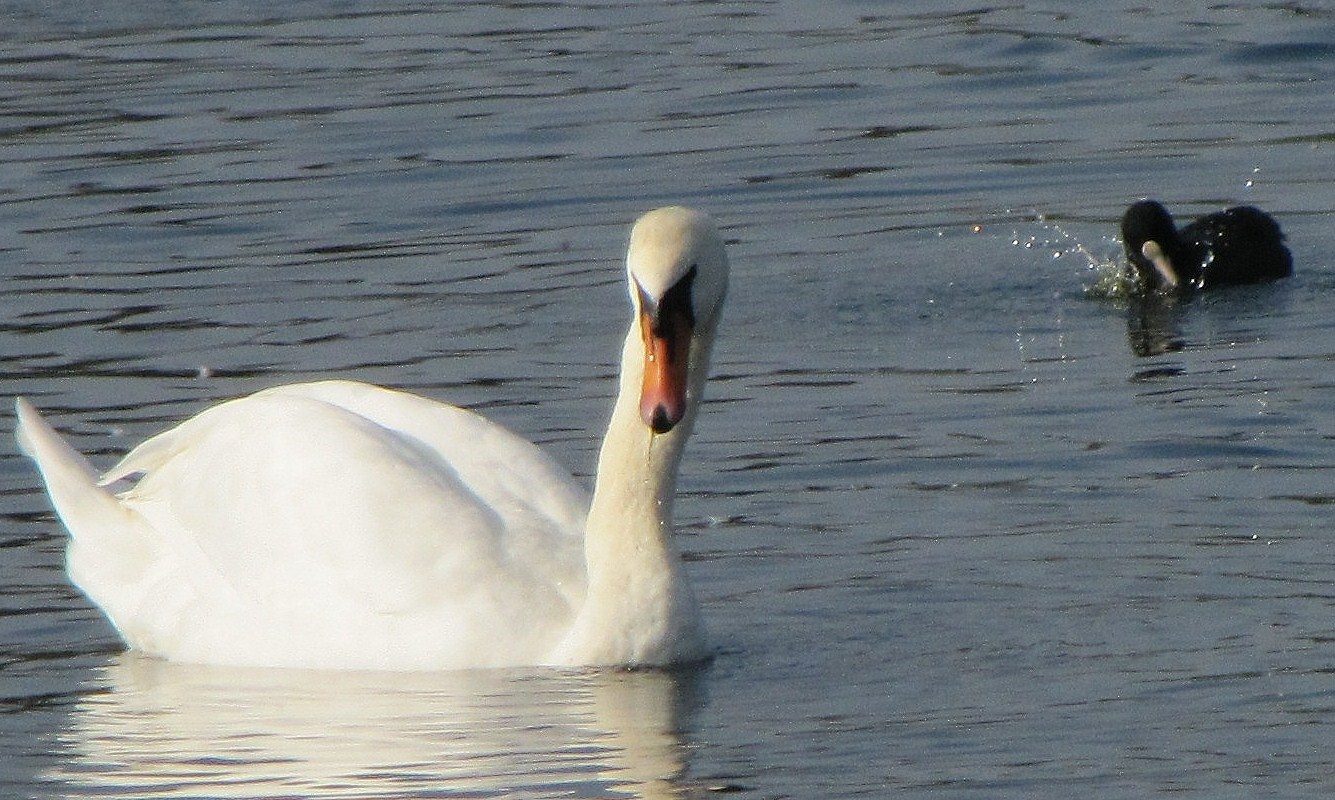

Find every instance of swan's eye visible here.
[636,265,697,334]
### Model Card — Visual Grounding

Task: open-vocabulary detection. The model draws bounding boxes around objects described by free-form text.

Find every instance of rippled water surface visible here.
[3,1,1334,797]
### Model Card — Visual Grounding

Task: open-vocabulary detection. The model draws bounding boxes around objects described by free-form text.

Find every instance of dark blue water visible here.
[3,1,1334,797]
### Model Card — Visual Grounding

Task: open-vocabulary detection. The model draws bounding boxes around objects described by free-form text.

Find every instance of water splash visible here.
[1009,212,1134,301]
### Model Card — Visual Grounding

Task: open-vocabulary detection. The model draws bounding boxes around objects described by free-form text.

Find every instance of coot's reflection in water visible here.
[1122,281,1297,360]
[1125,294,1187,359]
[50,655,707,799]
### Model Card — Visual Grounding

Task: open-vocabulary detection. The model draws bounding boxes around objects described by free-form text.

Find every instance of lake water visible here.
[3,1,1334,797]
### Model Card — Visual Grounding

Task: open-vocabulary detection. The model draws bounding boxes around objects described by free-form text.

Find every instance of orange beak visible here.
[639,304,693,434]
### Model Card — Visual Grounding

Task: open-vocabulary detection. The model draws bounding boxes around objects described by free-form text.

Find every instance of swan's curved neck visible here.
[552,319,716,665]
[590,332,691,531]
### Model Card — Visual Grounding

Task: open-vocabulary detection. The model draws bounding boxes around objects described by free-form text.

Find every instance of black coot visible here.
[1121,199,1292,293]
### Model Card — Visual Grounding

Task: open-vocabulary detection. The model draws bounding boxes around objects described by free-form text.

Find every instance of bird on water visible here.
[1121,199,1292,293]
[15,206,728,672]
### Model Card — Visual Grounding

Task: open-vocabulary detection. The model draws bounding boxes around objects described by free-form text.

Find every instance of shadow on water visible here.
[1123,280,1297,364]
[1126,294,1187,360]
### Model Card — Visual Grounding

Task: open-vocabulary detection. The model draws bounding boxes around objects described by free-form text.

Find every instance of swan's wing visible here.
[253,380,589,539]
[85,383,588,665]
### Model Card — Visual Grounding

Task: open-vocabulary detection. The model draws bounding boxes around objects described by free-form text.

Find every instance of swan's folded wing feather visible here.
[117,390,583,621]
[258,380,591,541]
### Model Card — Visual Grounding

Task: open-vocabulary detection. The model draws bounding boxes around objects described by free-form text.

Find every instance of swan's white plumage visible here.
[16,206,727,671]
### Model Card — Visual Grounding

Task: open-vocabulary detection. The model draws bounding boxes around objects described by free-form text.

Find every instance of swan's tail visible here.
[14,398,130,539]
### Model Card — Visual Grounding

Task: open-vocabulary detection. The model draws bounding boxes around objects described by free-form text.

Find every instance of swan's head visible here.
[625,206,729,435]
[1122,199,1188,292]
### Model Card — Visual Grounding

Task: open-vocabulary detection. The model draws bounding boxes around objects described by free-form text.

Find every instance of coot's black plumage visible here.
[1121,199,1292,293]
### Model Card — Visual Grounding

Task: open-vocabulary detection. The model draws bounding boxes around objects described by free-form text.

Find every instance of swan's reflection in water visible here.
[51,655,706,799]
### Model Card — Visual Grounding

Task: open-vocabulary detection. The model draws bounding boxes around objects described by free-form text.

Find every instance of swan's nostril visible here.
[650,406,676,434]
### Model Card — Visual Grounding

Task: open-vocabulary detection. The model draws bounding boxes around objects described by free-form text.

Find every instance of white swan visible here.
[15,206,728,671]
